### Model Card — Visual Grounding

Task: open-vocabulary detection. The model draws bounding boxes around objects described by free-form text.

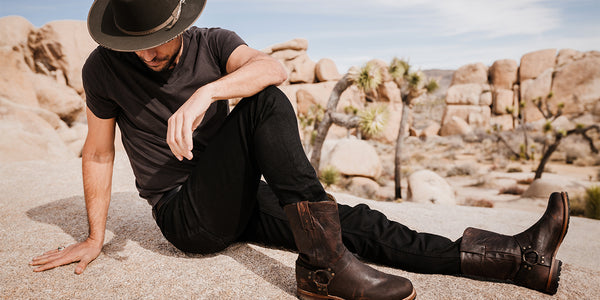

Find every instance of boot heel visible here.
[546,259,562,294]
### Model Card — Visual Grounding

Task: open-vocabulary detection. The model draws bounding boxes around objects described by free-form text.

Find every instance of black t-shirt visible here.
[83,27,246,205]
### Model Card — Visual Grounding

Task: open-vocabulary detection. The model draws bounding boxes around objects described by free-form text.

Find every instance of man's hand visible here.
[167,88,213,161]
[29,238,102,274]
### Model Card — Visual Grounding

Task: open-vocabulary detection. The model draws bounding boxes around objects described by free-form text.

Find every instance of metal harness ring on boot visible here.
[308,269,335,294]
[522,246,545,270]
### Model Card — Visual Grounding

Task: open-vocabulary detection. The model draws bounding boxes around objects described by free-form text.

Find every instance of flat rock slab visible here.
[1,152,598,299]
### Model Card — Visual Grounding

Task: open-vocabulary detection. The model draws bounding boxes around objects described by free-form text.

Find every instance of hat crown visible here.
[112,0,180,33]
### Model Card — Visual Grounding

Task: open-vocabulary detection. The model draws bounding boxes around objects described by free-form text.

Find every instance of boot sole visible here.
[545,191,570,294]
[297,287,417,300]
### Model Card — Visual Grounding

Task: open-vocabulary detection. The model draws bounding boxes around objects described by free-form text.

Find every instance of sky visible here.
[2,0,599,72]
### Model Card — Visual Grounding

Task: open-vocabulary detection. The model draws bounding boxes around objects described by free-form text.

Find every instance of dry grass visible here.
[517,178,534,185]
[499,185,526,195]
[463,198,494,208]
[507,167,523,173]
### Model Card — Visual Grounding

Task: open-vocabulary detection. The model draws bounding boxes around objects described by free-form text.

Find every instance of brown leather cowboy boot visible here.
[460,191,570,294]
[284,194,416,300]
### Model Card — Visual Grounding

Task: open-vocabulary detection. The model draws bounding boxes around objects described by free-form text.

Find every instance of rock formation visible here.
[441,49,600,135]
[0,16,96,161]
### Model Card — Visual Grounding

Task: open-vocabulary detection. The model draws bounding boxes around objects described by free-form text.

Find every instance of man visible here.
[30,0,569,299]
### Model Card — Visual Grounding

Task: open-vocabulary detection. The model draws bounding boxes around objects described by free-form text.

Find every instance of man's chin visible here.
[145,64,167,72]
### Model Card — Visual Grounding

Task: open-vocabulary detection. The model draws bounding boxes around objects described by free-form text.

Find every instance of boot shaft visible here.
[283,196,345,268]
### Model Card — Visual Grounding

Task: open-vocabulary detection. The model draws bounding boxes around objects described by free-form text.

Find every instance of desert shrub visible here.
[446,163,478,177]
[499,185,525,195]
[569,194,586,217]
[319,165,341,187]
[463,198,494,208]
[358,105,388,137]
[517,178,534,185]
[507,167,523,173]
[584,185,600,220]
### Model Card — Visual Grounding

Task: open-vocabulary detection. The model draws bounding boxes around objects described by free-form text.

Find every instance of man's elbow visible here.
[82,141,115,163]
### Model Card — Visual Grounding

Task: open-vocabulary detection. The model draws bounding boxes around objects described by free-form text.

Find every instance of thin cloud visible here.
[233,0,561,38]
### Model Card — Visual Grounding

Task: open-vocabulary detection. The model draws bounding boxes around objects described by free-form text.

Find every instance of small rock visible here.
[315,58,342,82]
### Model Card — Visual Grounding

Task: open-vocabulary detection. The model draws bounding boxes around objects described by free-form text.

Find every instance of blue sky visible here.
[2,0,599,72]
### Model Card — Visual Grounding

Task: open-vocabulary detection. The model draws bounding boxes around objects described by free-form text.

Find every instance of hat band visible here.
[114,0,184,36]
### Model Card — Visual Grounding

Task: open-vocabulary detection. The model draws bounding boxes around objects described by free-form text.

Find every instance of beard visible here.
[139,39,182,72]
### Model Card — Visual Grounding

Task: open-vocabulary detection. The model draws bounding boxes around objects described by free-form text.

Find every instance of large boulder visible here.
[348,177,380,199]
[523,176,586,199]
[451,63,488,85]
[295,88,317,116]
[0,16,36,47]
[0,16,36,69]
[278,81,363,115]
[489,59,518,90]
[32,74,84,124]
[479,91,492,106]
[420,122,441,138]
[493,89,515,115]
[407,169,456,205]
[519,49,556,82]
[551,55,600,116]
[556,49,584,67]
[0,97,66,131]
[28,20,97,94]
[439,116,472,136]
[446,83,483,105]
[320,138,382,179]
[490,115,514,131]
[441,105,491,128]
[287,53,316,84]
[315,58,342,82]
[521,68,553,122]
[0,47,38,107]
[0,99,73,162]
[270,49,302,61]
[377,81,401,103]
[374,102,404,144]
[263,38,308,53]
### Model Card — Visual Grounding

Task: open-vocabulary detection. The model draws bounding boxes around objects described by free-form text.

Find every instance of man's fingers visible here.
[181,116,193,160]
[30,251,64,265]
[33,255,75,272]
[75,259,90,275]
[167,115,183,161]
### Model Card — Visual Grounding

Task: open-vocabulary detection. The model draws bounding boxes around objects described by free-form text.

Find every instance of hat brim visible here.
[87,0,206,51]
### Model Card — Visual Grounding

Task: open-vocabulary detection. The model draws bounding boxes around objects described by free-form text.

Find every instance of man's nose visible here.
[136,48,157,62]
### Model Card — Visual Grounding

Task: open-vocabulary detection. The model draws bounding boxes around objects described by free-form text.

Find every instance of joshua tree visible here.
[532,95,599,179]
[310,62,387,171]
[388,58,438,199]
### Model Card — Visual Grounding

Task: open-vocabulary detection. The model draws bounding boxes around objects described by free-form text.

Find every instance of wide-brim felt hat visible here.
[88,0,206,51]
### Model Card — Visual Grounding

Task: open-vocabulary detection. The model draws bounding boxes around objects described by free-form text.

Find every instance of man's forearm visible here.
[202,55,287,102]
[81,150,115,246]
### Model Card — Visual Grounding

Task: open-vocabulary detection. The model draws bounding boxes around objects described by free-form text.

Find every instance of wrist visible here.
[87,235,104,248]
[195,82,220,103]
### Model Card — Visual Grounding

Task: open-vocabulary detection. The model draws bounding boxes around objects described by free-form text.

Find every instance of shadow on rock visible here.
[26,192,185,259]
[225,243,296,296]
[26,192,297,296]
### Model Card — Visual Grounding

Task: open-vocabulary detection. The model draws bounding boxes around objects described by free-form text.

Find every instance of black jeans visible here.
[154,86,461,275]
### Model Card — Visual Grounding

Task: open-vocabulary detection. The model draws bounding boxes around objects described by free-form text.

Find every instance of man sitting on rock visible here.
[30,0,570,299]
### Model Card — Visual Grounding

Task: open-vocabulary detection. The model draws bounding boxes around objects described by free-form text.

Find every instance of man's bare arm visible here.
[167,45,288,160]
[30,107,116,274]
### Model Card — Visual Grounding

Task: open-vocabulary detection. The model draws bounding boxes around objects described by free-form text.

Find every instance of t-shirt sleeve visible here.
[205,28,247,74]
[83,48,119,119]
